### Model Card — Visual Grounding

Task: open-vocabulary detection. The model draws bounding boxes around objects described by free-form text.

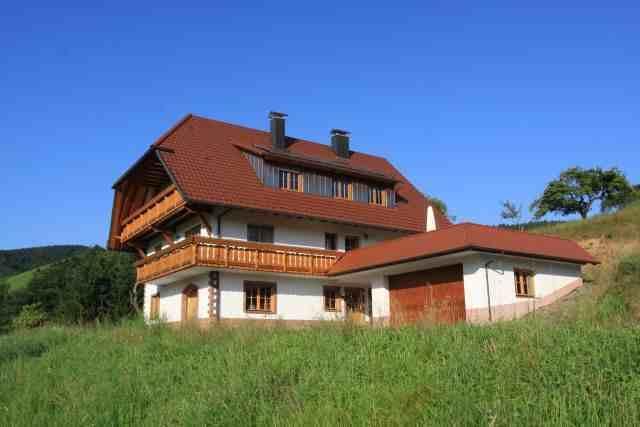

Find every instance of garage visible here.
[389,264,466,325]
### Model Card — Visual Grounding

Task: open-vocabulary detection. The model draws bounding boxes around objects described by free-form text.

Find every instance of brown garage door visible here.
[389,264,465,325]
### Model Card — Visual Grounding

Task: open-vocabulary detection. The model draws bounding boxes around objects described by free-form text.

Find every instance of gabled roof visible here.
[144,114,450,232]
[328,223,598,276]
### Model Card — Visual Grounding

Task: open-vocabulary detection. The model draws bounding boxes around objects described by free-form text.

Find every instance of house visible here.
[107,112,597,326]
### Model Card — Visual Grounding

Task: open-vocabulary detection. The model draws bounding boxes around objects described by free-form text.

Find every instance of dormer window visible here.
[369,188,383,205]
[333,180,350,199]
[279,170,300,191]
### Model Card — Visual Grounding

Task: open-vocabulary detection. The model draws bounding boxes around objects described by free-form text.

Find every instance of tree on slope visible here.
[531,167,634,220]
[500,200,523,229]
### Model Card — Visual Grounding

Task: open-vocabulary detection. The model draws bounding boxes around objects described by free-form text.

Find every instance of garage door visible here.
[389,264,465,325]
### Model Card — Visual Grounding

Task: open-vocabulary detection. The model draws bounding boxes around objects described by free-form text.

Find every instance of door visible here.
[389,264,465,325]
[344,287,366,323]
[182,285,199,322]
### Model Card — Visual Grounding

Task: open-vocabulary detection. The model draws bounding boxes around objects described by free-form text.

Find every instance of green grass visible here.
[4,269,36,292]
[532,201,640,242]
[0,320,639,427]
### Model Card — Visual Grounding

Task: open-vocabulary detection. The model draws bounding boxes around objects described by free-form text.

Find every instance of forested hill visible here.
[0,245,90,279]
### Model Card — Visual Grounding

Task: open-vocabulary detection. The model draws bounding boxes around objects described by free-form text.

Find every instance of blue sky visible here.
[1,1,639,249]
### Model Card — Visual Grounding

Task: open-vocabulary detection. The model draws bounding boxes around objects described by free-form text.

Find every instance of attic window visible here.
[369,188,383,205]
[333,180,350,199]
[278,170,300,191]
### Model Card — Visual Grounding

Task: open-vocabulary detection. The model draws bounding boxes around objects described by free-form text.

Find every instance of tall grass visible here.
[0,319,639,426]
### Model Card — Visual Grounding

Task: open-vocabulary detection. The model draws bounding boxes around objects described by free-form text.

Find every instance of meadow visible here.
[1,315,639,427]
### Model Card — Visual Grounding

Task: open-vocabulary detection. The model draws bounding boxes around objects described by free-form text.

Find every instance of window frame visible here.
[247,224,275,244]
[369,187,383,205]
[333,180,350,199]
[514,269,535,298]
[323,286,341,312]
[278,169,300,192]
[345,236,360,251]
[244,281,277,314]
[325,233,338,250]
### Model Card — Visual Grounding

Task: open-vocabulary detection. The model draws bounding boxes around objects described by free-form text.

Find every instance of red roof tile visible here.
[328,223,598,276]
[150,114,450,232]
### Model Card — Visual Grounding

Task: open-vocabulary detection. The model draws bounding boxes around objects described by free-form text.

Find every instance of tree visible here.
[531,167,634,220]
[428,197,448,218]
[500,200,523,229]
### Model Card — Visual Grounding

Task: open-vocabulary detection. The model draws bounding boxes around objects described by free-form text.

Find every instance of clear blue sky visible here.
[1,2,638,250]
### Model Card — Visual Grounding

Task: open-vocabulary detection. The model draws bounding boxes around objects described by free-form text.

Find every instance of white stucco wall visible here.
[462,253,582,321]
[370,275,390,319]
[218,271,344,321]
[207,210,401,252]
[144,276,210,322]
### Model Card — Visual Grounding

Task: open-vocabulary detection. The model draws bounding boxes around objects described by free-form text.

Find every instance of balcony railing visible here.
[136,236,341,283]
[120,185,186,243]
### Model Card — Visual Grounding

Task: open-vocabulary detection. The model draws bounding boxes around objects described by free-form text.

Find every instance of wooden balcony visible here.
[136,236,341,283]
[120,185,187,243]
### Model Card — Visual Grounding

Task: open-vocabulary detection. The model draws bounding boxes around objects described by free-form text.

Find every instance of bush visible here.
[616,253,640,285]
[12,303,47,330]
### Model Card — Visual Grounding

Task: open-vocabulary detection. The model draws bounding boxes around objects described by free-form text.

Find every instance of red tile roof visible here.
[328,223,598,276]
[150,114,450,232]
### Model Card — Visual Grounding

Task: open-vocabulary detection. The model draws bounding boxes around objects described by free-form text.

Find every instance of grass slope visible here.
[0,320,639,427]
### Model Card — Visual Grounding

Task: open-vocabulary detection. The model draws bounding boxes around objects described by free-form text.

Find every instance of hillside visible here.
[531,202,640,320]
[0,245,90,279]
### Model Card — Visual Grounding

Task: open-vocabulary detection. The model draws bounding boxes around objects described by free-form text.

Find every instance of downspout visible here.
[484,260,495,322]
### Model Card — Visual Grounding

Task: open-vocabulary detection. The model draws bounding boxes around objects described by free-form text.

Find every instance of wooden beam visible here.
[152,226,174,246]
[127,242,146,259]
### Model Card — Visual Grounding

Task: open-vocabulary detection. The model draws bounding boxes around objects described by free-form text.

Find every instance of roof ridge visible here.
[190,113,392,162]
[152,114,194,147]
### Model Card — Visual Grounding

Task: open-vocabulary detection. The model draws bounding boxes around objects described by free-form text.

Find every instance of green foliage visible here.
[427,196,448,217]
[616,252,640,286]
[531,167,634,219]
[499,200,522,227]
[26,248,138,323]
[0,248,139,328]
[0,245,89,279]
[532,200,640,242]
[4,269,36,292]
[12,303,47,330]
[1,322,640,426]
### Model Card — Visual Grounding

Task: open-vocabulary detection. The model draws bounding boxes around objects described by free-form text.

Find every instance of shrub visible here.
[616,253,640,285]
[12,303,47,330]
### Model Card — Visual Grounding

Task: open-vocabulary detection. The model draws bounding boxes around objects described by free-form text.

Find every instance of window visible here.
[184,224,201,238]
[333,180,350,199]
[153,243,163,254]
[345,236,360,251]
[325,233,337,250]
[279,170,300,191]
[150,294,160,320]
[247,225,274,243]
[324,286,341,312]
[369,188,383,205]
[244,282,276,313]
[514,269,535,297]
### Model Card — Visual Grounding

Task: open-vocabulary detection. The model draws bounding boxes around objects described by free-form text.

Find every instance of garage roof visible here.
[329,223,598,276]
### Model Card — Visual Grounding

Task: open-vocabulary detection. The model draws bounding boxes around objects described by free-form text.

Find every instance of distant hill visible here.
[0,245,90,279]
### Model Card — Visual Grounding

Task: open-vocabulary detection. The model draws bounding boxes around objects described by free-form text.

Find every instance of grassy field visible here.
[0,319,639,427]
